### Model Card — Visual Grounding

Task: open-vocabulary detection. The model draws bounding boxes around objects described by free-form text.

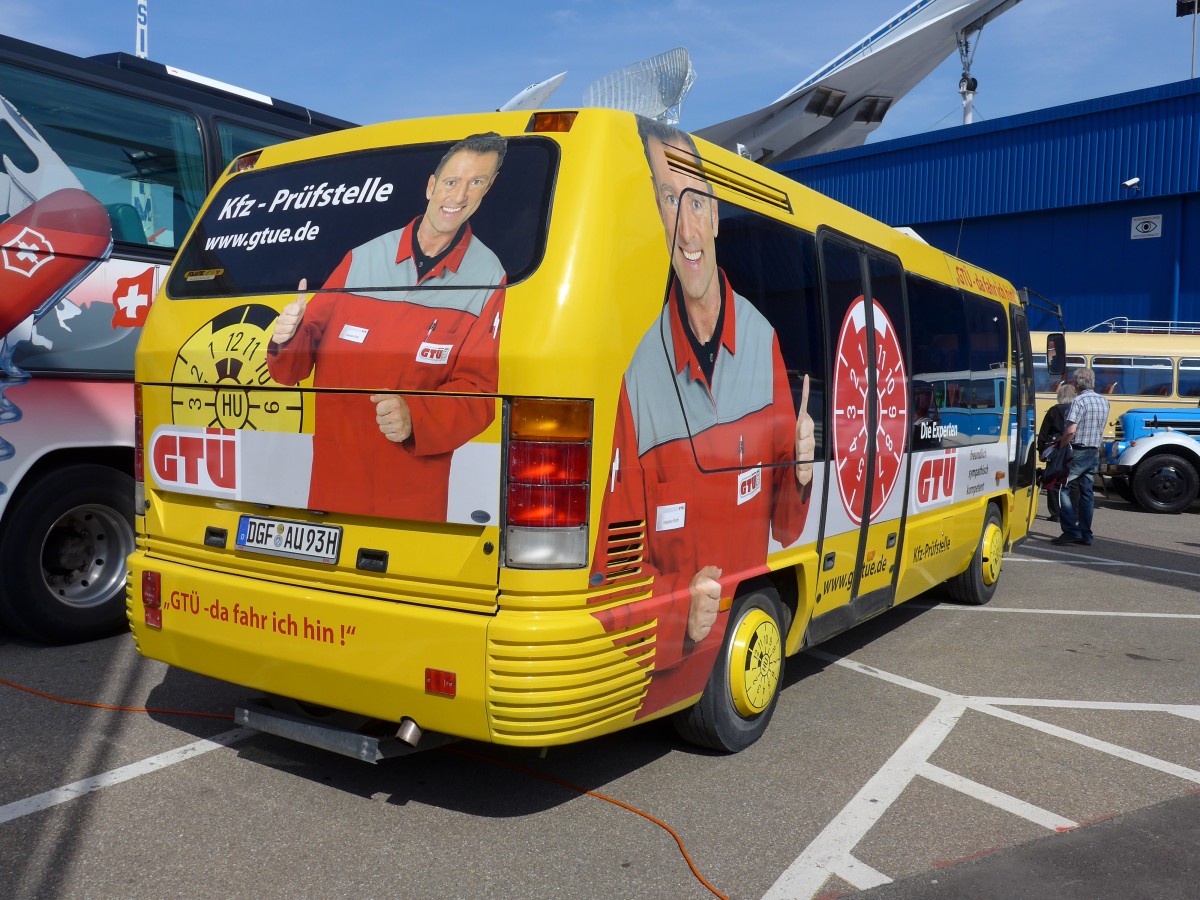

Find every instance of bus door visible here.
[810,235,911,641]
[1009,305,1038,535]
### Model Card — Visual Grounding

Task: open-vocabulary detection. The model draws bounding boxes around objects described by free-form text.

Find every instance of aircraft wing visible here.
[695,0,1024,163]
[499,72,568,112]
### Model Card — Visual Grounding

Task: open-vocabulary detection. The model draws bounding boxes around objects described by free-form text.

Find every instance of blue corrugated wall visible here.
[775,78,1200,331]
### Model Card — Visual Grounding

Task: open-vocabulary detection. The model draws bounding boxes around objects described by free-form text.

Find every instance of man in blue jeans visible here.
[1052,367,1110,545]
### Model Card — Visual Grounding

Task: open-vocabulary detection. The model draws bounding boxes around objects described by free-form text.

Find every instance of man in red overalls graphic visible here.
[268,134,507,521]
[591,119,815,718]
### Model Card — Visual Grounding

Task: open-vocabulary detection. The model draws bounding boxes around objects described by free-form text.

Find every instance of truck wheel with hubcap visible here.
[0,464,135,644]
[947,503,1003,605]
[1132,454,1199,514]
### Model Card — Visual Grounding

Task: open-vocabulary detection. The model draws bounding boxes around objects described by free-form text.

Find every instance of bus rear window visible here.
[168,136,557,299]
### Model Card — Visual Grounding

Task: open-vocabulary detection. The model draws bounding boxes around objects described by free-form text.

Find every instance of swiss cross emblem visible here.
[111,267,156,328]
[1,226,55,277]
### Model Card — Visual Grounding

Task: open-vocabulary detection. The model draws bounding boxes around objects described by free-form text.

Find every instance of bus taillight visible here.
[507,482,589,527]
[142,570,162,628]
[508,440,589,486]
[504,398,591,568]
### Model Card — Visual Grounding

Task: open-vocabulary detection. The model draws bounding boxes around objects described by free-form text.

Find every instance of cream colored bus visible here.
[1033,321,1200,440]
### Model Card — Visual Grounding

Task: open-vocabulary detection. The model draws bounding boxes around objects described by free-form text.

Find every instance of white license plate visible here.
[236,515,341,564]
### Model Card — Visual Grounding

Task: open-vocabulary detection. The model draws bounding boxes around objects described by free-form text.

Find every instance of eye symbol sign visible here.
[1131,216,1162,239]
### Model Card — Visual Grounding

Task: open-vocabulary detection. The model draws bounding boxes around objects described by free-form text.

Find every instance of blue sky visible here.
[3,1,1197,143]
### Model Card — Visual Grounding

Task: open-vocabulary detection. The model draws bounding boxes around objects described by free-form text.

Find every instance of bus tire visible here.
[0,464,135,644]
[947,503,1003,606]
[1131,454,1199,514]
[671,589,786,753]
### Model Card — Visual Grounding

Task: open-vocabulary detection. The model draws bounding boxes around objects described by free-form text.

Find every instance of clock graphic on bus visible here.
[832,296,909,524]
[171,303,305,432]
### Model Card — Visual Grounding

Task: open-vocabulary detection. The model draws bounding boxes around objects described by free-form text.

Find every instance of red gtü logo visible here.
[150,427,238,495]
[916,450,956,506]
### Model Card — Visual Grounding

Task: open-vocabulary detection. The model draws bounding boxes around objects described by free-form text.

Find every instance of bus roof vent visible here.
[664,148,792,213]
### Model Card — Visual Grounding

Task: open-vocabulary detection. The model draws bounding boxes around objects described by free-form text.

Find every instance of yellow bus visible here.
[1033,321,1200,440]
[127,109,1048,757]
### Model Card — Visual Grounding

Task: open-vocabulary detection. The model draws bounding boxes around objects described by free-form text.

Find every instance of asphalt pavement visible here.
[2,491,1197,899]
[860,789,1200,899]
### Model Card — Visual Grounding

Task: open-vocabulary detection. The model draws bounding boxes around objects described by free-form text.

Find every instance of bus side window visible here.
[868,251,909,424]
[715,207,826,460]
[0,60,205,251]
[963,293,1009,443]
[1134,356,1174,396]
[1180,358,1200,397]
[908,276,970,447]
[216,120,297,169]
[1092,355,1172,397]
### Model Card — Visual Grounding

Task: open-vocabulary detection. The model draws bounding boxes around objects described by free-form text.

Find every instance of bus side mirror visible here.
[1045,333,1066,376]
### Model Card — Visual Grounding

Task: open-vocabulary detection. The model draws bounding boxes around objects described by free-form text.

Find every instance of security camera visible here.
[1122,177,1141,189]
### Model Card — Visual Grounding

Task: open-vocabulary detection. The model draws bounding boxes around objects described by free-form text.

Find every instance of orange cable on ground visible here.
[0,676,233,720]
[0,677,726,899]
[443,745,731,900]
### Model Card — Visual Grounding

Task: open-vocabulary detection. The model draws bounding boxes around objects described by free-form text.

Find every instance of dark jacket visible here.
[1038,402,1071,455]
[1041,444,1072,490]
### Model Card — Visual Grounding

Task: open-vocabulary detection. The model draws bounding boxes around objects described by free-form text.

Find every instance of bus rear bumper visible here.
[127,551,496,743]
[126,552,652,749]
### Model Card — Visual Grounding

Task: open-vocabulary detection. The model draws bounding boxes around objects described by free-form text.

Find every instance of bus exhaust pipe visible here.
[234,699,454,763]
[396,717,422,747]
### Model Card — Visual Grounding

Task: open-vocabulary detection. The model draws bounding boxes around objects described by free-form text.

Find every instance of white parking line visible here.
[1009,558,1165,567]
[763,652,1200,900]
[0,727,253,825]
[1010,549,1200,578]
[977,704,1200,785]
[919,763,1077,831]
[918,605,1200,619]
[762,696,964,899]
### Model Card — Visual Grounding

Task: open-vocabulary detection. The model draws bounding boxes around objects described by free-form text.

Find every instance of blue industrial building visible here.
[775,77,1200,331]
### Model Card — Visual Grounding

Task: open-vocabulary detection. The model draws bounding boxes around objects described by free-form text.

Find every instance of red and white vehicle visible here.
[0,34,350,642]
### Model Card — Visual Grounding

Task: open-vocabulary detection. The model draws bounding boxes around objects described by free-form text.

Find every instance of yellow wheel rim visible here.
[981,520,1004,586]
[728,608,783,717]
